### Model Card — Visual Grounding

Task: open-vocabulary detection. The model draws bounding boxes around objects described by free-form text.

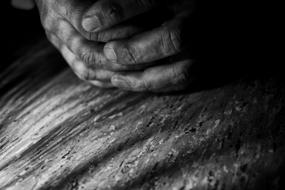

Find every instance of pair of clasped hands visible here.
[14,0,195,92]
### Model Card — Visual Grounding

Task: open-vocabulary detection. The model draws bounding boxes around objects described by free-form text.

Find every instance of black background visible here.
[2,1,43,69]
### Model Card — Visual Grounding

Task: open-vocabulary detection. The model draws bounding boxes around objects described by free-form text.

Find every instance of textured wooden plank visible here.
[0,40,285,190]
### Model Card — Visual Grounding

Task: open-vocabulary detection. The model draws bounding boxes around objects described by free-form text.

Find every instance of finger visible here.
[54,0,94,40]
[51,18,131,71]
[60,45,115,86]
[54,0,141,41]
[104,17,182,66]
[45,31,62,50]
[111,59,193,92]
[82,0,160,32]
[47,33,116,84]
[96,25,142,42]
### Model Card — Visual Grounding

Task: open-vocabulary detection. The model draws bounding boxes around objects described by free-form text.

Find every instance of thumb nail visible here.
[82,15,101,32]
[104,44,117,62]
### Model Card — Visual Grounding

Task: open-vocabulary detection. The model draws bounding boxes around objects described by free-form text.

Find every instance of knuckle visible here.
[141,81,152,91]
[61,0,76,20]
[53,0,70,18]
[133,80,149,91]
[85,32,103,42]
[41,11,61,32]
[75,67,90,80]
[80,49,97,66]
[89,32,99,41]
[106,41,137,64]
[94,32,107,42]
[123,45,138,64]
[71,60,91,80]
[42,15,53,30]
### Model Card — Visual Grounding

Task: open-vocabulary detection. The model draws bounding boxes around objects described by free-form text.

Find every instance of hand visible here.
[35,0,196,92]
[81,0,196,92]
[35,0,144,88]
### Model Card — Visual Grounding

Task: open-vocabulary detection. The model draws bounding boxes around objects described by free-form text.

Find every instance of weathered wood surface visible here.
[0,40,285,190]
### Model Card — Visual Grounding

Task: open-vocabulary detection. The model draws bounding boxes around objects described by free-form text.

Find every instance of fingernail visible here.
[104,45,117,62]
[82,15,101,32]
[111,76,130,88]
[89,80,104,87]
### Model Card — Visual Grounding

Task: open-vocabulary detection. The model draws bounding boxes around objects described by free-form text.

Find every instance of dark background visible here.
[2,1,43,70]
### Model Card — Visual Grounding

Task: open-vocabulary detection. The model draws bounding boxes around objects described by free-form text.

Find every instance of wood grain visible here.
[0,40,285,190]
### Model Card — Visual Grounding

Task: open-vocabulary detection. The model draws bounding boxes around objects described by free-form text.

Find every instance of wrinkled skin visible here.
[35,0,196,92]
